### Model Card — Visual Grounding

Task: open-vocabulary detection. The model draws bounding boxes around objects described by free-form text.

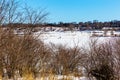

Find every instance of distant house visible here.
[102,27,120,31]
[91,27,120,37]
[101,27,120,36]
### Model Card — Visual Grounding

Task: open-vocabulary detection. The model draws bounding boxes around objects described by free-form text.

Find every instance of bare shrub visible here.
[112,38,120,80]
[22,36,52,79]
[82,39,118,80]
[0,27,52,80]
[0,28,23,79]
[49,44,84,76]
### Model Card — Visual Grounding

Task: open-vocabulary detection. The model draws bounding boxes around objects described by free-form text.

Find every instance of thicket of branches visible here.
[82,39,120,80]
[0,28,120,80]
[0,0,120,80]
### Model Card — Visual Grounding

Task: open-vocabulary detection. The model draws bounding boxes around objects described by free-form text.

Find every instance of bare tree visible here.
[0,0,8,25]
[0,0,23,26]
[24,5,48,25]
[0,0,49,80]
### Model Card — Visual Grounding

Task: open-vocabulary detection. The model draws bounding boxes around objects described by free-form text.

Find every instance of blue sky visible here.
[22,0,120,23]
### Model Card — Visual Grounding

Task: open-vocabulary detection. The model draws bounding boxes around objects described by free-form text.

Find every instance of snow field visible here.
[38,31,116,48]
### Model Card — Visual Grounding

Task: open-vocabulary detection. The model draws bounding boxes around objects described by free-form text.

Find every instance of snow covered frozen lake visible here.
[36,31,119,47]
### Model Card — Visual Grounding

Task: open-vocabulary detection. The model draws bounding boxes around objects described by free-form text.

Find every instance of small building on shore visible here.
[91,27,120,37]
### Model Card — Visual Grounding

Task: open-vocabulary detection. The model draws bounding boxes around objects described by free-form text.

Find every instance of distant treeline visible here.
[48,20,120,30]
[2,20,120,30]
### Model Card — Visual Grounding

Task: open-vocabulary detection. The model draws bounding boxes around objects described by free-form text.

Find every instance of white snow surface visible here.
[42,31,90,47]
[36,31,117,48]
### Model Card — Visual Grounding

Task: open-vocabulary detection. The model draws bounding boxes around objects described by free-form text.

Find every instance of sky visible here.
[22,0,120,23]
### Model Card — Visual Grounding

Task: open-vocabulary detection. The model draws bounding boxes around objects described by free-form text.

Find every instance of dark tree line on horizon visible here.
[2,20,120,31]
[48,20,120,30]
